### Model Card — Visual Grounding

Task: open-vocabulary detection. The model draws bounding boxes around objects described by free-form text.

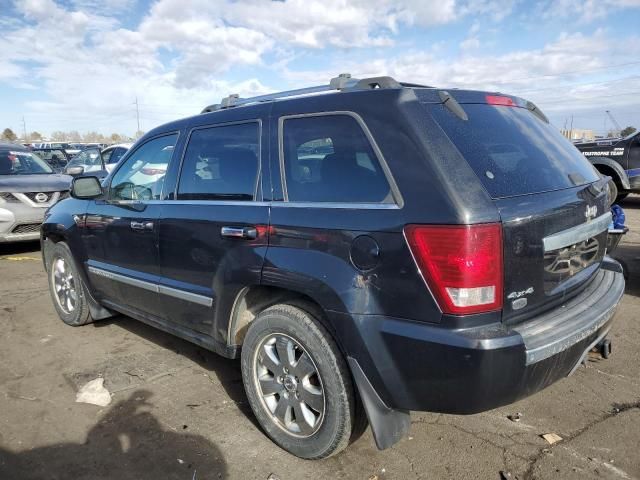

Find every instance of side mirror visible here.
[66,166,85,176]
[71,176,103,199]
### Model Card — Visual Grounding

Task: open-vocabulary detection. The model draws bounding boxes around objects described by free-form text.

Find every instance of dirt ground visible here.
[1,198,639,480]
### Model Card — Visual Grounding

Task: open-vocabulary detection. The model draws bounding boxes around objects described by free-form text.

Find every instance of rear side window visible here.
[281,115,392,203]
[428,104,600,198]
[178,122,259,201]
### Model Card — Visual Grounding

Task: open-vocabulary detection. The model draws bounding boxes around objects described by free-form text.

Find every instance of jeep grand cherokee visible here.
[41,74,624,459]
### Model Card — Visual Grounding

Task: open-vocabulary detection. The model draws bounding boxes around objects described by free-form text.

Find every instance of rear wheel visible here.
[47,242,93,326]
[241,304,354,459]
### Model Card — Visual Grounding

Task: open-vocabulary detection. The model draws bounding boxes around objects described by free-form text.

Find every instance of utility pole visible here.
[134,97,141,137]
[569,115,574,141]
[22,116,27,141]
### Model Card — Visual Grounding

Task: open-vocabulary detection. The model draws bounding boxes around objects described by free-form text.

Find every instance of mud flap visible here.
[348,357,411,450]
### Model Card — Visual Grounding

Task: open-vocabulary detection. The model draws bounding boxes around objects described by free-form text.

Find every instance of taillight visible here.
[404,224,503,315]
[485,95,516,107]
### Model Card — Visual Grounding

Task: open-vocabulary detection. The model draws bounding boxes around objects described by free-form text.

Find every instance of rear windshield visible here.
[428,103,600,198]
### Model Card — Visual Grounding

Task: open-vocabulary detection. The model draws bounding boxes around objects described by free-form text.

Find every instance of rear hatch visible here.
[424,91,609,323]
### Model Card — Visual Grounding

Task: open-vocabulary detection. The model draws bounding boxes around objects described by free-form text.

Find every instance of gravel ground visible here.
[1,197,639,480]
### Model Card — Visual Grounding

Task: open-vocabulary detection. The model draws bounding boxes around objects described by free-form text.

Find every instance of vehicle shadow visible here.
[617,194,640,209]
[94,315,258,427]
[0,390,227,480]
[0,240,40,256]
[610,241,640,296]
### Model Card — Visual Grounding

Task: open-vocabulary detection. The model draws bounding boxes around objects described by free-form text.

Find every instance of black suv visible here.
[574,130,640,201]
[41,75,625,459]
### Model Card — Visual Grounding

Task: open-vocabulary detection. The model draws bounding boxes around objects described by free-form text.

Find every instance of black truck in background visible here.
[575,130,640,201]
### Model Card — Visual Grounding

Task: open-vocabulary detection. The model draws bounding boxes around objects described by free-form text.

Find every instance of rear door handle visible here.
[221,226,257,239]
[130,221,154,231]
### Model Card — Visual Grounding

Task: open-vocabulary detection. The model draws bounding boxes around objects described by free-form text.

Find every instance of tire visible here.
[46,242,93,326]
[616,192,628,203]
[241,304,354,459]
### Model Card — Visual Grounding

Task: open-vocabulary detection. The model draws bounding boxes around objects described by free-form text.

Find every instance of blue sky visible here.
[0,0,639,138]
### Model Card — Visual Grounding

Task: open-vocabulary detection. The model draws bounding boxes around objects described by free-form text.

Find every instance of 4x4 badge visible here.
[507,287,534,299]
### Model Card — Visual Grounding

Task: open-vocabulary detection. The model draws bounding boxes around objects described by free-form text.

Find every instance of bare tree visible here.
[50,131,68,141]
[1,128,18,142]
[68,130,82,142]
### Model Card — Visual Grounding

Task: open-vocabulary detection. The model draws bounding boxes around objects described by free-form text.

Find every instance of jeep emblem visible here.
[585,205,597,221]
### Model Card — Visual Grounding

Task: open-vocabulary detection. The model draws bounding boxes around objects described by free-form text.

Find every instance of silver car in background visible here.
[0,143,72,243]
[64,143,132,177]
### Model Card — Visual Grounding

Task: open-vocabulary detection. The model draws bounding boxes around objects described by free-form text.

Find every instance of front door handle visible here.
[130,221,154,231]
[221,226,257,239]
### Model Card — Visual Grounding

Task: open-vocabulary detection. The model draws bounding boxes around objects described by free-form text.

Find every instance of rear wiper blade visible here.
[438,91,468,121]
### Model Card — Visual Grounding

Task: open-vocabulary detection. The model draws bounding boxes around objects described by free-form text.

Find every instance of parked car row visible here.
[0,142,132,243]
[38,75,626,459]
[0,143,72,243]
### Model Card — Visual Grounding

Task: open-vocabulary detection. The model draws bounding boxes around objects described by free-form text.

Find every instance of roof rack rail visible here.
[200,73,402,113]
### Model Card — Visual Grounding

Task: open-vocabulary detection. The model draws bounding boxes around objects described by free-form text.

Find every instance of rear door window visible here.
[177,122,259,201]
[281,114,392,203]
[428,103,600,198]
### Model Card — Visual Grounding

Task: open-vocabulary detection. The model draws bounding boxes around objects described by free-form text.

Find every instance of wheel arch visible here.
[227,285,339,350]
[590,157,630,190]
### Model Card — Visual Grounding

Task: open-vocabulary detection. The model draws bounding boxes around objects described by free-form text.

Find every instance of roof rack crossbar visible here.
[201,74,403,114]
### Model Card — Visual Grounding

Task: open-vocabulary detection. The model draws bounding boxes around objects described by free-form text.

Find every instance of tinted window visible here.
[178,122,259,201]
[282,115,392,203]
[110,134,177,201]
[109,147,127,164]
[428,104,600,198]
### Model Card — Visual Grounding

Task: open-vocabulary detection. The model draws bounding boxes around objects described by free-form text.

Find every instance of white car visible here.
[64,143,132,176]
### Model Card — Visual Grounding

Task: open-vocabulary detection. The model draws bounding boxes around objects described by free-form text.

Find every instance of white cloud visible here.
[539,0,640,23]
[0,0,638,136]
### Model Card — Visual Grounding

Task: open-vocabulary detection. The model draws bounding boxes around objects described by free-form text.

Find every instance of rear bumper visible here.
[340,259,624,414]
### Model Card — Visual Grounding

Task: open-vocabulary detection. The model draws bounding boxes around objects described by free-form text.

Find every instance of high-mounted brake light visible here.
[404,224,503,315]
[486,95,516,107]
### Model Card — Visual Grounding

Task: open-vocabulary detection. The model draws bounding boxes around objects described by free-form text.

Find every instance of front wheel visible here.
[47,242,93,326]
[241,304,355,459]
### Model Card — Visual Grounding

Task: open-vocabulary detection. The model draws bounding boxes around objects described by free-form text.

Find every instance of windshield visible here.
[0,150,54,175]
[67,149,103,168]
[428,103,600,198]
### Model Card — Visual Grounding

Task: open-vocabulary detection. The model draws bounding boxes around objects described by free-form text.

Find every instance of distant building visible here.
[560,129,596,142]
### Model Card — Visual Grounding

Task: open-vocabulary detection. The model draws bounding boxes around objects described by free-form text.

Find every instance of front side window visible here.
[110,134,177,201]
[177,122,259,201]
[281,115,392,203]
